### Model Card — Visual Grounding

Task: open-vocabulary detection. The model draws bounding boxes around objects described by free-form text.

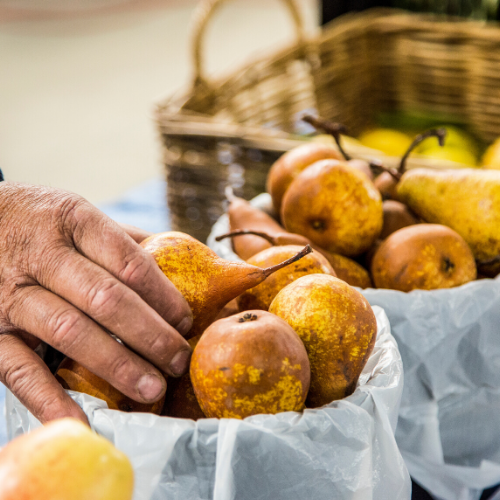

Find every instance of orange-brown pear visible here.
[162,336,205,420]
[269,274,377,407]
[266,143,343,212]
[56,358,164,414]
[141,232,311,338]
[380,200,419,240]
[218,229,372,289]
[226,193,285,260]
[190,311,310,419]
[371,224,477,292]
[237,245,336,311]
[281,160,383,256]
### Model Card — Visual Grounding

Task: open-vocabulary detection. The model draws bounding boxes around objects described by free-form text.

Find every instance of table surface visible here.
[0,177,170,446]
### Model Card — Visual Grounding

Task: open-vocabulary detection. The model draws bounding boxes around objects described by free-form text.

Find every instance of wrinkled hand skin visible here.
[0,183,193,424]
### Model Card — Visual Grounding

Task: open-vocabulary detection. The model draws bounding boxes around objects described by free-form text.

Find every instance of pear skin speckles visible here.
[269,274,377,408]
[190,311,310,419]
[141,232,285,338]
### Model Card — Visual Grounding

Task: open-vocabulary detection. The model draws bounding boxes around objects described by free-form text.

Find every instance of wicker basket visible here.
[156,1,500,242]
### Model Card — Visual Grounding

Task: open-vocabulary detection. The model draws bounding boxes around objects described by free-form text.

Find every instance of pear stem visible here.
[262,244,313,277]
[399,128,447,174]
[215,230,276,244]
[370,158,402,181]
[302,115,351,161]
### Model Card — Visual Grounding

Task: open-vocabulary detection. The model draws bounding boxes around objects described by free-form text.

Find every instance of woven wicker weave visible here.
[157,2,500,242]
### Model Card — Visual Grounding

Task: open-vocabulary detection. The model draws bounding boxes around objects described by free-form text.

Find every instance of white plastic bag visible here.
[207,193,500,500]
[6,306,409,500]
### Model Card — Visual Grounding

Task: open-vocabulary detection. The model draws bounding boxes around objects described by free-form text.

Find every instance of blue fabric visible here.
[0,178,169,446]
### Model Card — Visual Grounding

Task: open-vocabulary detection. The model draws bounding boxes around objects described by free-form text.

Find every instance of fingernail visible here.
[169,349,192,377]
[176,316,193,336]
[137,374,164,402]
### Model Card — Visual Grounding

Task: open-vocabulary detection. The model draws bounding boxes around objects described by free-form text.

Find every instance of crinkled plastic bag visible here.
[6,306,409,500]
[208,193,500,500]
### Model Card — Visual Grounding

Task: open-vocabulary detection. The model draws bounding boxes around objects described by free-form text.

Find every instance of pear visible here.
[358,128,412,156]
[269,274,377,407]
[0,418,133,500]
[373,128,447,200]
[380,200,419,240]
[237,245,336,311]
[217,230,372,289]
[281,159,383,256]
[190,311,310,419]
[141,232,311,338]
[371,224,477,292]
[320,251,373,289]
[266,142,343,212]
[226,191,285,260]
[482,137,500,169]
[56,358,164,414]
[162,336,205,420]
[397,168,500,262]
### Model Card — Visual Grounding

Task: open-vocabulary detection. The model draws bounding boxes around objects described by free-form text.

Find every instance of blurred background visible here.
[0,0,318,206]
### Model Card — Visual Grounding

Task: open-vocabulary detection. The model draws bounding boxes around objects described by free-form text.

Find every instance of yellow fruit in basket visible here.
[358,128,412,156]
[266,142,343,212]
[281,159,383,256]
[141,231,311,339]
[269,274,377,408]
[190,310,310,419]
[0,418,134,500]
[397,168,500,262]
[371,224,477,292]
[419,146,477,166]
[482,137,500,169]
[418,125,479,158]
[237,244,336,311]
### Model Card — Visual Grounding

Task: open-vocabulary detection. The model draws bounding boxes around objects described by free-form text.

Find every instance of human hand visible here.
[0,183,193,424]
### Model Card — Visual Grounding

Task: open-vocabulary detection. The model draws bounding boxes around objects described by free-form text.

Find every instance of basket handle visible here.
[190,0,306,88]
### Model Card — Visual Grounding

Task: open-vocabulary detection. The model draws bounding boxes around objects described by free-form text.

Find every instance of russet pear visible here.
[141,232,311,339]
[380,200,419,240]
[237,245,336,311]
[226,192,285,260]
[162,336,205,420]
[0,418,134,500]
[371,224,476,292]
[269,274,377,407]
[56,358,164,414]
[397,168,500,262]
[281,160,383,256]
[266,142,343,212]
[217,229,372,289]
[191,311,310,419]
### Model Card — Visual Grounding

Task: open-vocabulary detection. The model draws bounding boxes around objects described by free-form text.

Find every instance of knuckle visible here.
[148,332,175,361]
[118,250,151,286]
[49,308,84,352]
[86,279,125,322]
[3,356,32,394]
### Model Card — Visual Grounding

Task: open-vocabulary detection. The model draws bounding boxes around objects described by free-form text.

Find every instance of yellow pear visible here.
[0,418,133,500]
[269,274,377,408]
[397,168,500,262]
[141,232,311,338]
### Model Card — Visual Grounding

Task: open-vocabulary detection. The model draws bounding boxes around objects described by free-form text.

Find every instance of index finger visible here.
[64,202,193,336]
